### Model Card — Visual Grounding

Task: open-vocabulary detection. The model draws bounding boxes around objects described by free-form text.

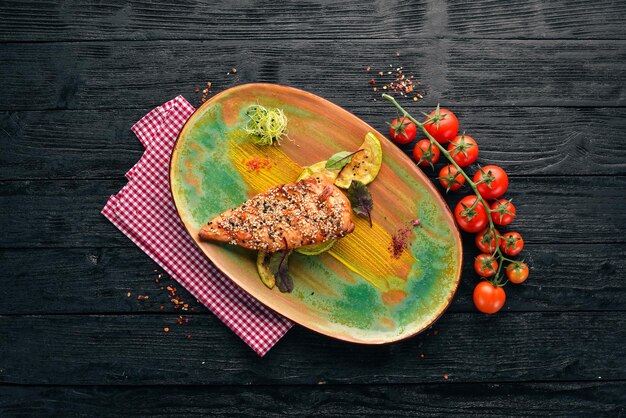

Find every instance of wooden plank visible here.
[0,312,623,385]
[1,177,624,248]
[1,382,624,417]
[1,243,624,314]
[1,40,625,111]
[447,0,626,40]
[1,0,624,42]
[2,106,626,180]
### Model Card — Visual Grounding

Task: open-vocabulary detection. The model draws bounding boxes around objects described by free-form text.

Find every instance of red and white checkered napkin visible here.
[102,96,293,356]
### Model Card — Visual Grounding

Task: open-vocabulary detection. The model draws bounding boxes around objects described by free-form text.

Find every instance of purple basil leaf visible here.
[272,250,293,293]
[347,180,373,226]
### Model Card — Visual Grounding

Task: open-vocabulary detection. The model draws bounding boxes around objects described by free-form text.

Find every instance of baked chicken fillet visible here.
[199,177,354,252]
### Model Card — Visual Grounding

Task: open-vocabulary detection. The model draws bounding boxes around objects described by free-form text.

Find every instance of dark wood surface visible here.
[1,1,625,416]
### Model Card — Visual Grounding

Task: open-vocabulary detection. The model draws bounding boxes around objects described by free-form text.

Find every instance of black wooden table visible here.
[1,1,625,416]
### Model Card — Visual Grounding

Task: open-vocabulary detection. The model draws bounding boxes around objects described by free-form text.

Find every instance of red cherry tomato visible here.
[490,199,516,226]
[474,254,498,278]
[447,134,478,167]
[474,227,500,253]
[438,164,465,192]
[473,281,506,314]
[423,105,459,144]
[412,139,440,168]
[500,231,524,256]
[454,195,488,233]
[506,262,529,284]
[388,117,417,144]
[473,165,509,200]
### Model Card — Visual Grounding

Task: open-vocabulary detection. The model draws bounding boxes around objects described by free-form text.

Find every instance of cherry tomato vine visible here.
[382,94,528,314]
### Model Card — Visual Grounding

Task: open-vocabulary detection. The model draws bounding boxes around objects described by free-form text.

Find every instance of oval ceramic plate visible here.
[170,84,462,344]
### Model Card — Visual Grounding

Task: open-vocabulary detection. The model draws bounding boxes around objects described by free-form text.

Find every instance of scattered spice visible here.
[200,81,212,103]
[163,282,192,312]
[231,67,237,74]
[389,218,423,258]
[365,56,426,101]
[390,226,411,259]
[127,292,131,297]
[163,327,170,333]
[243,156,272,173]
[420,353,425,358]
[443,375,449,380]
[136,295,149,300]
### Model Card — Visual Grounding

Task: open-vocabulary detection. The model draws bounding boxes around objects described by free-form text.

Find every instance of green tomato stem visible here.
[382,93,509,285]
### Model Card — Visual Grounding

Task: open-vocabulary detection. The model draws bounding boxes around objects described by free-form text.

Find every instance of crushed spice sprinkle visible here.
[201,81,212,103]
[243,156,273,173]
[390,226,411,259]
[366,58,426,102]
[389,218,422,259]
[127,270,198,338]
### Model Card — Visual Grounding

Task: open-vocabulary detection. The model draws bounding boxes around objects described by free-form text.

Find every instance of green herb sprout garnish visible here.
[244,104,289,146]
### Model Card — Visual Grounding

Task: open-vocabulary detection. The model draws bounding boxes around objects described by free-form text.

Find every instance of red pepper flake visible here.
[369,79,376,85]
[160,305,165,310]
[231,68,237,74]
[186,334,192,339]
[163,327,169,333]
[433,329,439,336]
[443,375,449,380]
[136,295,149,300]
[127,292,131,297]
[420,353,425,358]
[366,66,371,72]
[412,218,421,227]
[243,156,272,173]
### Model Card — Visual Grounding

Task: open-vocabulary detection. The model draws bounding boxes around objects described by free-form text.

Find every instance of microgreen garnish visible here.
[244,104,289,146]
[325,149,364,170]
[347,180,374,227]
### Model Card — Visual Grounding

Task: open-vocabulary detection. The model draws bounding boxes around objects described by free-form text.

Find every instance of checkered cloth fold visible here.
[102,96,293,356]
